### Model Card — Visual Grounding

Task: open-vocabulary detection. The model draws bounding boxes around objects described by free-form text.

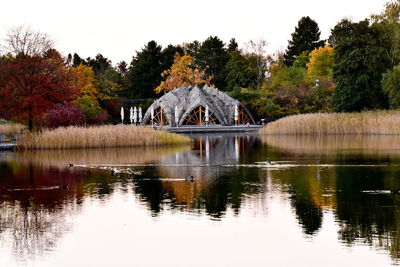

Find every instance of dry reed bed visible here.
[262,110,400,135]
[0,123,26,136]
[18,125,191,150]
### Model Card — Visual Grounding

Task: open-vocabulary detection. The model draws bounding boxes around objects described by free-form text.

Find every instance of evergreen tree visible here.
[225,51,257,90]
[160,44,184,71]
[127,40,163,99]
[196,36,229,89]
[332,19,391,112]
[72,53,86,67]
[116,61,128,76]
[184,40,201,58]
[227,38,239,53]
[86,54,112,76]
[284,16,325,66]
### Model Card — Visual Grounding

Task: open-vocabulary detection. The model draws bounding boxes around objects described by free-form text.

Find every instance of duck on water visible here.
[185,176,194,182]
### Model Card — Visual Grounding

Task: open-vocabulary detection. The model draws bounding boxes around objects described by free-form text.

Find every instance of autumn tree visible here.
[284,17,325,66]
[307,45,334,80]
[69,64,108,123]
[70,64,98,99]
[0,51,78,130]
[155,53,212,93]
[1,25,54,56]
[97,67,122,100]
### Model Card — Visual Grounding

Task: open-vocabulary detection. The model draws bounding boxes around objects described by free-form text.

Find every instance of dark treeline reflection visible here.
[2,134,400,263]
[131,134,265,218]
[263,135,400,264]
[131,167,264,218]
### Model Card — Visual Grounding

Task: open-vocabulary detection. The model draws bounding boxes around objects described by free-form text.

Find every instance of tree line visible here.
[1,0,400,130]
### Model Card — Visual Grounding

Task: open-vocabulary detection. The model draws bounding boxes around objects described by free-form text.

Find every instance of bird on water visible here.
[391,189,400,194]
[185,176,194,182]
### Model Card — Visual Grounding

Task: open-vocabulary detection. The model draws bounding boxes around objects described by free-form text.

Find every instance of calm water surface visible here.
[1,133,400,266]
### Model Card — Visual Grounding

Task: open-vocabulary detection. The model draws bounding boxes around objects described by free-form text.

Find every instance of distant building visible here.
[142,85,255,126]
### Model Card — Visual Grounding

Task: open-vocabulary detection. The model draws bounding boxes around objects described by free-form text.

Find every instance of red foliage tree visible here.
[42,103,86,128]
[0,51,79,131]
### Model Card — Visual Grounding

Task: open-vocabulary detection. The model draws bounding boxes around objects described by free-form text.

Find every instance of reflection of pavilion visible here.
[142,134,259,214]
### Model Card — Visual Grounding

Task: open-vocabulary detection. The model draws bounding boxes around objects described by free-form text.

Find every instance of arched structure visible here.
[149,107,167,126]
[182,105,220,125]
[142,85,255,126]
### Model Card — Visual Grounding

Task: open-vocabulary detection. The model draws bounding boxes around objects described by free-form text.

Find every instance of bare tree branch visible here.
[245,39,269,90]
[2,25,54,56]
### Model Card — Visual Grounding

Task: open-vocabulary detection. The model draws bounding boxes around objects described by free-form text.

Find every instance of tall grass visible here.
[0,123,26,136]
[18,125,191,150]
[261,110,400,135]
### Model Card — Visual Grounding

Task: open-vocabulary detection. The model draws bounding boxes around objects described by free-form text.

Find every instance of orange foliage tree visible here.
[155,53,212,93]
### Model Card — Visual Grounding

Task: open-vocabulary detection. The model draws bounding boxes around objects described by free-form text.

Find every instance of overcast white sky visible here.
[0,0,389,65]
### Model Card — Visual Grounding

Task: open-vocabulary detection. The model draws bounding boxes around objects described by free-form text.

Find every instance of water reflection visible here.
[1,134,400,265]
[130,134,264,218]
[263,135,400,264]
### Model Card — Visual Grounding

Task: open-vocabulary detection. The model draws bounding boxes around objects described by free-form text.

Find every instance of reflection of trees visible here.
[262,134,400,157]
[0,161,86,260]
[270,166,336,235]
[0,200,73,261]
[263,134,400,262]
[4,146,190,169]
[334,167,400,262]
[4,133,400,264]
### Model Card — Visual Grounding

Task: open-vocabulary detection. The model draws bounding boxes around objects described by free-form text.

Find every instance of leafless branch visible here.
[2,25,54,56]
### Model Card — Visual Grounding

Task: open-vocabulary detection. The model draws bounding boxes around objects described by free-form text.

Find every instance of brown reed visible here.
[0,123,26,136]
[261,110,400,135]
[18,125,191,150]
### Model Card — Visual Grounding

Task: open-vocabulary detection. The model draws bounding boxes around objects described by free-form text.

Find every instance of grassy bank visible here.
[18,125,191,150]
[0,123,26,136]
[261,110,400,135]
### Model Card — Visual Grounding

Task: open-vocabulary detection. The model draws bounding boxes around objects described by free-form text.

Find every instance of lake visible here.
[1,133,400,266]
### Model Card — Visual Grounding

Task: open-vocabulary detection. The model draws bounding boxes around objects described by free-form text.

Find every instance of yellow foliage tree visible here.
[155,53,212,93]
[69,64,102,117]
[307,45,334,79]
[69,64,98,99]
